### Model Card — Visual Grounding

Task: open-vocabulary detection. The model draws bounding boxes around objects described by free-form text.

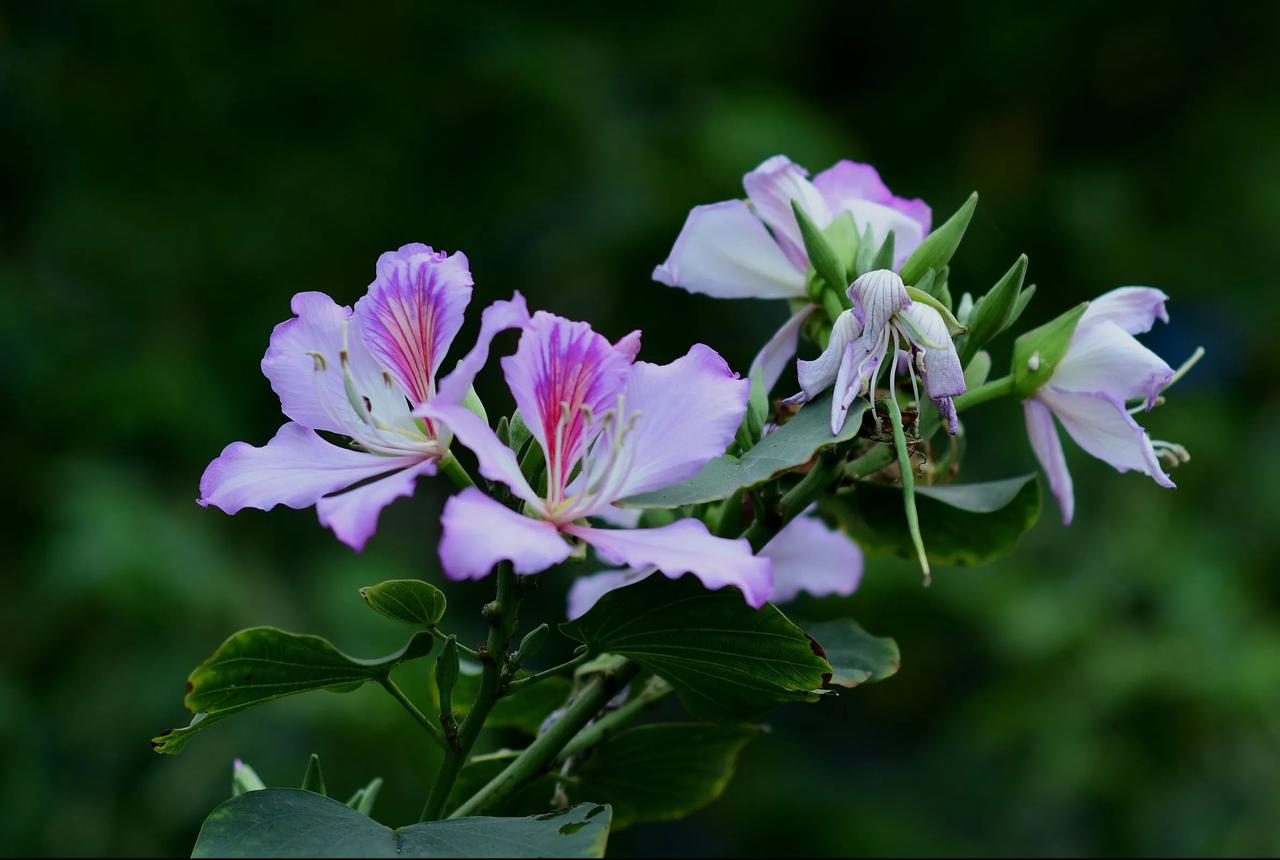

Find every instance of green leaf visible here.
[560,575,831,723]
[898,192,978,286]
[958,254,1027,365]
[191,790,612,858]
[301,753,326,796]
[359,579,447,628]
[804,620,900,688]
[823,474,1042,566]
[793,200,848,296]
[621,395,869,508]
[152,629,433,755]
[1012,301,1088,397]
[568,724,760,829]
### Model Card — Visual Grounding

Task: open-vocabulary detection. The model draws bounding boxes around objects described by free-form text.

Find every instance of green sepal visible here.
[898,192,978,286]
[508,409,532,454]
[1007,283,1036,330]
[512,623,550,666]
[463,385,488,424]
[958,254,1028,366]
[793,200,849,297]
[823,211,859,281]
[905,286,966,336]
[231,760,266,797]
[344,777,382,816]
[435,636,460,719]
[869,229,896,272]
[964,350,992,390]
[1012,301,1089,397]
[301,754,326,796]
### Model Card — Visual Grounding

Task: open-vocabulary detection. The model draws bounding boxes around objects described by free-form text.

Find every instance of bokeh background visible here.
[4,1,1279,856]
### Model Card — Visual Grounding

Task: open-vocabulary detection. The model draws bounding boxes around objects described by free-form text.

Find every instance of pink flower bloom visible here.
[792,269,966,434]
[567,509,862,619]
[198,244,473,550]
[418,306,772,608]
[1023,287,1177,525]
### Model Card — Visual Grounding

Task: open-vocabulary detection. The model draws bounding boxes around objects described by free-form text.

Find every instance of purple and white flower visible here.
[1023,287,1179,525]
[791,269,966,434]
[418,305,773,608]
[199,244,473,550]
[567,509,863,619]
[653,156,931,392]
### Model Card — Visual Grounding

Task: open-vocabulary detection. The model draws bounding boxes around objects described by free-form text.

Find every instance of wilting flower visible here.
[199,244,472,550]
[418,304,772,607]
[566,509,863,619]
[653,155,930,390]
[1023,287,1180,525]
[791,269,966,434]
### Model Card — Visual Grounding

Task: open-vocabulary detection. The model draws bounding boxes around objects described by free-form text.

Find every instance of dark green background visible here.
[3,2,1277,856]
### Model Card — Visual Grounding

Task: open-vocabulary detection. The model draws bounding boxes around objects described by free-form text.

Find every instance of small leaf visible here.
[899,192,978,286]
[359,579,447,628]
[804,619,900,687]
[560,575,831,723]
[621,395,869,508]
[793,200,849,297]
[1012,302,1088,397]
[823,474,1042,566]
[153,629,433,755]
[301,754,326,796]
[191,790,612,858]
[958,254,1027,366]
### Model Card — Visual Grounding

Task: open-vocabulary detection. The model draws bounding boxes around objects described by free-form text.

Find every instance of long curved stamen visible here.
[866,326,891,425]
[1151,439,1190,469]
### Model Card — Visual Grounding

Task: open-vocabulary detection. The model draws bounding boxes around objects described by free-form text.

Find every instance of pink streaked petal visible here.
[614,330,643,362]
[1024,397,1074,525]
[1038,387,1175,489]
[565,521,772,609]
[502,312,633,497]
[1052,320,1173,409]
[315,459,436,551]
[355,245,473,406]
[1079,287,1170,336]
[416,402,541,508]
[850,269,911,348]
[750,304,816,395]
[611,344,748,499]
[763,512,863,603]
[198,422,424,515]
[566,568,654,620]
[438,487,571,580]
[743,155,832,272]
[652,200,806,299]
[434,293,532,407]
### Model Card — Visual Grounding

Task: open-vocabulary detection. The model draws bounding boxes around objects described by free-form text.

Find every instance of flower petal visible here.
[812,160,931,267]
[849,269,911,348]
[198,422,424,515]
[502,312,633,496]
[762,512,863,603]
[433,292,531,407]
[315,459,436,551]
[417,402,542,507]
[743,155,832,271]
[898,302,965,432]
[652,200,806,299]
[796,309,863,399]
[750,304,816,394]
[1051,320,1173,408]
[610,344,748,499]
[564,520,772,608]
[1023,397,1075,525]
[1079,287,1169,336]
[438,487,571,580]
[355,245,473,406]
[1038,387,1175,488]
[566,568,653,620]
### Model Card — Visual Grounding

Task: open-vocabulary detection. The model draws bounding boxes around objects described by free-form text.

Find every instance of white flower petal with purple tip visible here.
[762,512,863,604]
[749,304,817,394]
[1078,286,1169,335]
[438,488,573,580]
[316,459,437,552]
[566,568,654,620]
[813,160,932,267]
[742,155,832,271]
[1036,388,1175,488]
[1023,398,1075,525]
[1048,320,1172,409]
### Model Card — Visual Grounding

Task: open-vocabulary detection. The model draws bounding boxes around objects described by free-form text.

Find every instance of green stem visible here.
[842,443,894,482]
[886,395,930,583]
[448,660,642,819]
[420,563,522,821]
[952,374,1014,413]
[506,652,591,693]
[380,677,447,751]
[556,676,673,762]
[438,452,476,490]
[741,450,838,551]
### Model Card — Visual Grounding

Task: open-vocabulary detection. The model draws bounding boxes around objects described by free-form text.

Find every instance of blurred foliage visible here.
[2,0,1278,856]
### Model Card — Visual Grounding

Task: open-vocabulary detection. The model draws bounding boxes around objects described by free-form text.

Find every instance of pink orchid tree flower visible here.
[566,509,863,619]
[791,269,966,434]
[652,155,931,386]
[198,244,474,550]
[416,302,773,608]
[1023,287,1181,525]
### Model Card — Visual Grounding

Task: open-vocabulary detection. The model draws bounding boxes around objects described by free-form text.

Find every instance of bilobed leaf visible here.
[804,620,900,688]
[560,575,831,723]
[152,629,433,754]
[359,579,447,628]
[899,192,978,286]
[191,789,611,858]
[568,723,761,829]
[621,395,869,508]
[823,474,1042,566]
